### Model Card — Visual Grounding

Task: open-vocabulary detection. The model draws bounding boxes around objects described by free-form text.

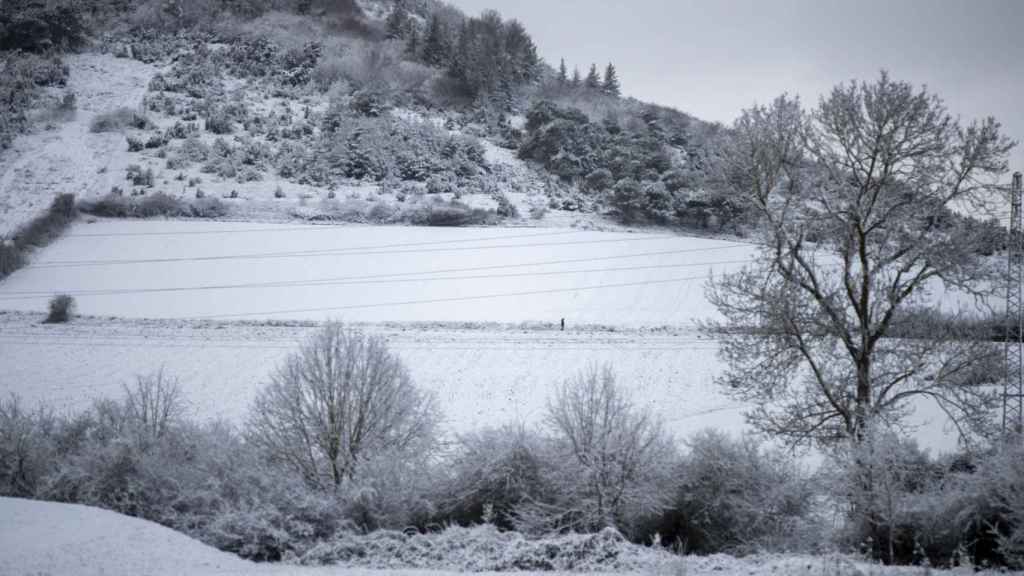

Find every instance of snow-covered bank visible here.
[0,497,997,576]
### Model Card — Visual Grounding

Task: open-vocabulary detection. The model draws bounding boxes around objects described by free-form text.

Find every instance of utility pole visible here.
[1004,171,1023,436]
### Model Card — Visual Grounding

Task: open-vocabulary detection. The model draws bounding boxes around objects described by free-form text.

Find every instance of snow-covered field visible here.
[0,311,960,456]
[0,221,756,325]
[0,497,991,576]
[0,221,967,454]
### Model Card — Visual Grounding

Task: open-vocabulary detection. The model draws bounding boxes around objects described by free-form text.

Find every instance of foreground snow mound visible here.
[0,496,1001,576]
[0,496,255,576]
[299,525,671,572]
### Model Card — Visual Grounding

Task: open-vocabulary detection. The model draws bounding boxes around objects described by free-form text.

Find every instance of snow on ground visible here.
[0,221,969,455]
[0,497,992,576]
[0,53,158,236]
[0,221,756,325]
[0,311,963,457]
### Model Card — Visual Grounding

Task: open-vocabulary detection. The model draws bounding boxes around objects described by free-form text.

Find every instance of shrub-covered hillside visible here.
[1,0,740,231]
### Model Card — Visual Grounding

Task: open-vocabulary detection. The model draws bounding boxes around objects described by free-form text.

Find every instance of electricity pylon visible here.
[1004,171,1023,436]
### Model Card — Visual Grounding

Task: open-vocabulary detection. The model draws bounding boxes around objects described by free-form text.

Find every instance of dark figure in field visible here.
[561,318,565,331]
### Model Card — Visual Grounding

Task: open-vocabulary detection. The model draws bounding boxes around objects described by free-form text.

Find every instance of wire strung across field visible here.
[26,234,752,269]
[175,274,724,319]
[0,257,753,300]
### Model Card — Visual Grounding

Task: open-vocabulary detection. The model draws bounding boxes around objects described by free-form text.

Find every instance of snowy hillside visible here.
[0,54,156,236]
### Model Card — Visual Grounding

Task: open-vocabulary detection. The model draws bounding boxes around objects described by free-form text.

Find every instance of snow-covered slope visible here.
[0,54,157,236]
[0,496,258,576]
[0,497,993,576]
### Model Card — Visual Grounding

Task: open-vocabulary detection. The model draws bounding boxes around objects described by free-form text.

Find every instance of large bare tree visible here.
[248,322,439,491]
[705,72,1015,448]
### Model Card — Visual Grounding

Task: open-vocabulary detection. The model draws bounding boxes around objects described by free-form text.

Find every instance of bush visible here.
[438,425,555,531]
[0,3,87,52]
[299,524,671,572]
[136,192,187,217]
[190,197,228,218]
[126,165,154,187]
[0,193,76,280]
[408,199,494,226]
[0,394,54,497]
[45,294,75,323]
[80,192,208,219]
[641,430,819,555]
[205,110,234,135]
[126,136,145,152]
[0,52,71,149]
[91,108,152,132]
[493,192,519,219]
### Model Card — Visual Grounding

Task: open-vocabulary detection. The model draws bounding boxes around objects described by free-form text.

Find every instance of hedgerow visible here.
[0,193,76,280]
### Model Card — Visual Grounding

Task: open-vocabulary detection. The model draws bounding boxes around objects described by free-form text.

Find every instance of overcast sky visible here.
[449,0,1024,183]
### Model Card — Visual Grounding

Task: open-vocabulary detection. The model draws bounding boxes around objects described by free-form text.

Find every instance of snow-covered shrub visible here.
[45,294,75,323]
[0,2,87,53]
[437,425,555,531]
[366,201,397,223]
[148,46,222,99]
[0,394,55,497]
[1,193,76,279]
[79,191,133,217]
[408,199,494,226]
[126,136,145,152]
[976,442,1024,568]
[278,41,322,86]
[0,52,71,149]
[190,197,228,218]
[126,165,154,187]
[842,441,1024,569]
[299,523,672,572]
[313,97,487,186]
[205,108,234,135]
[523,365,677,538]
[312,53,347,92]
[493,191,519,218]
[90,107,151,133]
[643,429,819,555]
[164,121,199,140]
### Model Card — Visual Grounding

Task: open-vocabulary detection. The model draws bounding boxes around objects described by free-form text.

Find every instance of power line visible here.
[0,338,720,353]
[26,236,749,269]
[68,225,585,238]
[0,258,751,301]
[68,224,573,238]
[182,274,715,320]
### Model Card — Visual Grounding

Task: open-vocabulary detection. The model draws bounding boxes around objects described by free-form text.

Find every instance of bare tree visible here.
[706,72,1015,448]
[248,322,439,491]
[0,394,54,497]
[123,368,185,445]
[541,364,673,532]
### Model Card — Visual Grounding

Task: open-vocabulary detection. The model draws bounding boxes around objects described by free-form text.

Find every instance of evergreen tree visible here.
[404,27,420,59]
[558,58,569,84]
[584,63,601,90]
[602,62,621,96]
[570,67,582,88]
[385,0,411,40]
[421,14,450,67]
